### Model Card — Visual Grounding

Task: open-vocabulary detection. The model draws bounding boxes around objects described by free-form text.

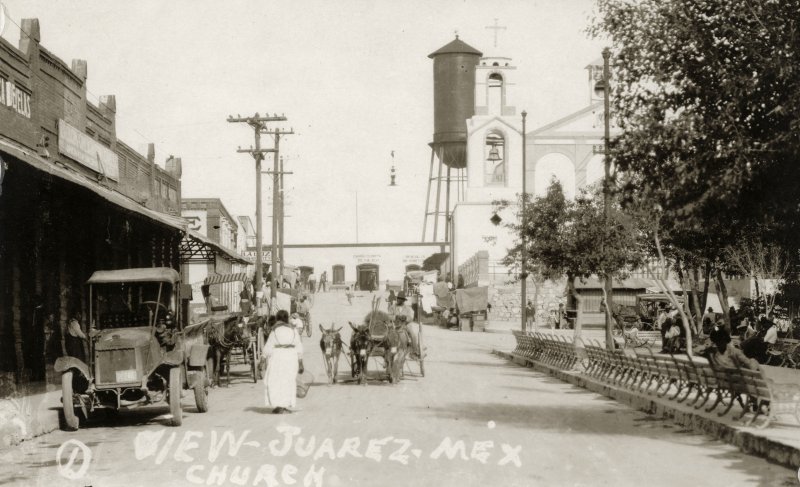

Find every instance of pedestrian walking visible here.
[387,289,397,315]
[263,310,304,414]
[309,272,317,294]
[346,286,354,305]
[320,271,327,293]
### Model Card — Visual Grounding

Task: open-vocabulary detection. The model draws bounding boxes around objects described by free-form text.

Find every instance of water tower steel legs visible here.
[432,149,444,241]
[422,148,435,242]
[422,144,469,243]
[444,165,451,244]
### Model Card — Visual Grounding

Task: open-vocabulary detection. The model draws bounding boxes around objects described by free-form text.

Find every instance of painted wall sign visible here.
[57,119,120,180]
[0,77,31,118]
[241,250,272,262]
[403,255,426,264]
[355,254,381,264]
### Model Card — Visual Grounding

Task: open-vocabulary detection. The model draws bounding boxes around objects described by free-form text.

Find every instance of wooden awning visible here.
[180,230,252,265]
[204,272,248,285]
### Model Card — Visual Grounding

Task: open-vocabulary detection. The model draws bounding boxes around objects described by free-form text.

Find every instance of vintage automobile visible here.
[613,293,686,332]
[54,268,211,430]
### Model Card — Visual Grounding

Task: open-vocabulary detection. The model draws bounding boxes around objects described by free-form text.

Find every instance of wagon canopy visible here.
[87,267,180,284]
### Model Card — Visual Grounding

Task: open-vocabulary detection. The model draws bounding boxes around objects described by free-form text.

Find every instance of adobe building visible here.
[0,18,187,387]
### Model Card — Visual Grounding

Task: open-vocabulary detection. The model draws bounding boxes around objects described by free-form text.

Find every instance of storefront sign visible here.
[403,255,426,264]
[0,77,31,118]
[355,254,381,264]
[241,250,271,262]
[58,119,119,181]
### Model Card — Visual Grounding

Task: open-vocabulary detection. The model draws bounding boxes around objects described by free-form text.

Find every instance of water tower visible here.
[422,36,483,242]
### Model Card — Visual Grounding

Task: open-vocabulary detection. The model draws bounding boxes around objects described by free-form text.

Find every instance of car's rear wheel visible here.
[61,371,79,431]
[168,367,182,426]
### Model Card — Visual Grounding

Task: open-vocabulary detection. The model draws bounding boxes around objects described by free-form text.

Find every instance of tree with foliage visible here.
[593,0,800,330]
[497,179,645,348]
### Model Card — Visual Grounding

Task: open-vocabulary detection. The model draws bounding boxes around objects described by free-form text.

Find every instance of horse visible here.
[319,324,343,384]
[206,315,249,387]
[349,322,372,385]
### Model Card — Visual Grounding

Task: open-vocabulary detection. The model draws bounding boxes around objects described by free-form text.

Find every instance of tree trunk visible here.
[676,264,696,335]
[714,267,731,330]
[603,272,614,350]
[690,266,703,334]
[532,278,540,331]
[566,274,582,340]
[753,277,763,315]
[701,261,711,311]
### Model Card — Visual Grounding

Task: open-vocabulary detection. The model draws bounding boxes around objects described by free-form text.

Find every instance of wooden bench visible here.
[766,338,800,368]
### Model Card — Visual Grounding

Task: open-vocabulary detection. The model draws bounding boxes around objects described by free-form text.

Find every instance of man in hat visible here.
[396,292,421,359]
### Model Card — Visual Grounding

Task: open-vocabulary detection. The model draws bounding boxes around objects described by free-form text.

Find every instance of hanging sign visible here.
[58,119,119,180]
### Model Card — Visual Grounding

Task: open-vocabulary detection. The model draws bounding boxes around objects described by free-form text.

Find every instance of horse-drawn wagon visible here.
[348,297,424,384]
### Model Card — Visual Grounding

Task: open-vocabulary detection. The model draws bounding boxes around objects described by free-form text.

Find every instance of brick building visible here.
[0,18,187,386]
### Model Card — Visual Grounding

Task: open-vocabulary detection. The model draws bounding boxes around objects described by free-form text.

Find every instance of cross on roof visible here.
[485,18,506,48]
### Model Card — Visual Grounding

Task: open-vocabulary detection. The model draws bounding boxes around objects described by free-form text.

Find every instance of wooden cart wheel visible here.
[194,367,209,413]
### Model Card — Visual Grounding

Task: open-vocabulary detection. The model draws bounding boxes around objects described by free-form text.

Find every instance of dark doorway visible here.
[405,264,421,273]
[298,266,314,290]
[332,265,345,285]
[356,264,379,292]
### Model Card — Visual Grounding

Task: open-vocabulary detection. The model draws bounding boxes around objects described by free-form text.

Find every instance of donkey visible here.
[349,322,372,385]
[319,324,343,384]
[206,315,249,387]
[383,316,410,384]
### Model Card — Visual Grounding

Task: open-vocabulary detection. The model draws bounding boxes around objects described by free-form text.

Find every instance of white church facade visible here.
[449,53,618,322]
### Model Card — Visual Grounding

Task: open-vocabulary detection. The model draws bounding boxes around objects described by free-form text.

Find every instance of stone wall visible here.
[489,278,566,323]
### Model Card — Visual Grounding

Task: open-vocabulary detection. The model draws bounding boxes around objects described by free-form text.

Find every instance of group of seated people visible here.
[651,302,781,365]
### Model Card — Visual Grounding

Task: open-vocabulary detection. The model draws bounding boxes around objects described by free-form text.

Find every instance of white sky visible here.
[2,0,605,244]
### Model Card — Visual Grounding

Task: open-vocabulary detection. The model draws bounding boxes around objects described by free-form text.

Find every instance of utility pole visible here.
[520,110,528,332]
[278,156,286,272]
[602,47,614,349]
[262,128,294,304]
[227,113,286,310]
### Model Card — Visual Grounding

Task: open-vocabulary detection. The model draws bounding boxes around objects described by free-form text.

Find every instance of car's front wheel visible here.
[168,367,182,426]
[61,371,79,431]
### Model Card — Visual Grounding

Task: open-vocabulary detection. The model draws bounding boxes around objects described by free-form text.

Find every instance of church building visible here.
[446,37,618,323]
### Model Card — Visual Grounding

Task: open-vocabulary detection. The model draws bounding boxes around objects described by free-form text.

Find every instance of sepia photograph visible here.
[0,1,799,485]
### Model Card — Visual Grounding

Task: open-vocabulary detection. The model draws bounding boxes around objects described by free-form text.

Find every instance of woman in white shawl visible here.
[263,310,304,413]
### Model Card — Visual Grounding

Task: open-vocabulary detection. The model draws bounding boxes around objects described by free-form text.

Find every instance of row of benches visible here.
[510,331,800,429]
[511,331,582,370]
[584,340,800,429]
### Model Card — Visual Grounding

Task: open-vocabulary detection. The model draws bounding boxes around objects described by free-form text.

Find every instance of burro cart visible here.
[54,268,211,430]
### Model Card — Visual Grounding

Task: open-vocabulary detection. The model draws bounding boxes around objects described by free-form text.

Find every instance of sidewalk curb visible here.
[493,350,800,471]
[483,328,514,335]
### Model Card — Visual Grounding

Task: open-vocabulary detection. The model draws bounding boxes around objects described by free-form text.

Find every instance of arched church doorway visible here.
[584,154,604,188]
[356,264,379,292]
[534,152,576,199]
